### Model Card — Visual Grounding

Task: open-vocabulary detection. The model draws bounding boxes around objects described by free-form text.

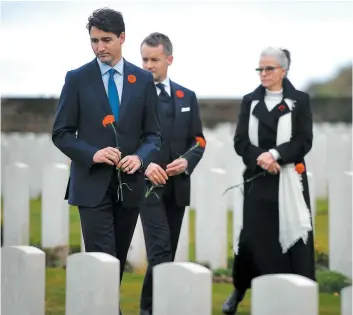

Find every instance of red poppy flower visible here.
[102,115,115,127]
[195,136,206,148]
[128,74,136,83]
[176,90,184,99]
[278,104,286,111]
[295,163,305,174]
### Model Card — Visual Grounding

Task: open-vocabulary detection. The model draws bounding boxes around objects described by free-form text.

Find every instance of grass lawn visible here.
[16,198,337,314]
[28,197,329,256]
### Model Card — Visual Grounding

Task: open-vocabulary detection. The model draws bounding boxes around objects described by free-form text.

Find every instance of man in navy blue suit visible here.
[138,32,205,315]
[52,8,161,295]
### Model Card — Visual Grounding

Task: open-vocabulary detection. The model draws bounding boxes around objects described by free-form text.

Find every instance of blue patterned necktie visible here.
[108,68,120,121]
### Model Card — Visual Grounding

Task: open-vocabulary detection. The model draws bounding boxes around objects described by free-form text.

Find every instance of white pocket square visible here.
[181,107,190,112]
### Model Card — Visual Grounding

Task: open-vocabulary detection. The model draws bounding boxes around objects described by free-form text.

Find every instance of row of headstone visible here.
[1,123,351,201]
[1,245,351,315]
[2,163,70,256]
[3,161,351,273]
[1,125,351,272]
[1,160,191,269]
[1,132,69,198]
[328,170,353,279]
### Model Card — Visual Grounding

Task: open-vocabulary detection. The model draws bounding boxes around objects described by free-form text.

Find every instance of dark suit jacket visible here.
[52,58,161,208]
[149,80,205,207]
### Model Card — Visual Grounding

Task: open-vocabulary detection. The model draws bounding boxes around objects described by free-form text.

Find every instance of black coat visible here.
[232,79,316,291]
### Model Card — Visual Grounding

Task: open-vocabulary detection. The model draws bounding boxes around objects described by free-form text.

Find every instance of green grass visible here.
[28,197,329,256]
[25,198,336,314]
[45,268,341,315]
[315,199,329,253]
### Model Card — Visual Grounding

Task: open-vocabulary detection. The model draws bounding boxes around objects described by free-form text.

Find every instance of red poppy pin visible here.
[128,74,136,84]
[176,90,184,99]
[278,104,286,111]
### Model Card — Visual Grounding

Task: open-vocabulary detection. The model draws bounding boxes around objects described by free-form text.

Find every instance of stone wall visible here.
[1,96,352,132]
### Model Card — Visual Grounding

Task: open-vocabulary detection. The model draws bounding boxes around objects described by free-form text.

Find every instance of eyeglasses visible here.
[255,66,281,74]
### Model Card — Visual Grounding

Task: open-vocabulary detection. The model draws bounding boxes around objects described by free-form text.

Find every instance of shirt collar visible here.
[97,57,124,76]
[155,77,170,89]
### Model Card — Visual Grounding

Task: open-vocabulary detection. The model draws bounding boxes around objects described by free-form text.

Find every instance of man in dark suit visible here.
[138,32,205,315]
[52,8,161,306]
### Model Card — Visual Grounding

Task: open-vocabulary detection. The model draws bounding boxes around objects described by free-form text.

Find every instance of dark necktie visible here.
[108,69,120,121]
[156,83,170,102]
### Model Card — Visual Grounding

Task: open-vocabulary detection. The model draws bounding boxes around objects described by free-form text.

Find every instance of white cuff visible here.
[269,149,281,161]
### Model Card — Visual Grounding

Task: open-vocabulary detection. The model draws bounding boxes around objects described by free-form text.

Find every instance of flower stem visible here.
[180,142,199,158]
[222,171,266,196]
[110,123,119,147]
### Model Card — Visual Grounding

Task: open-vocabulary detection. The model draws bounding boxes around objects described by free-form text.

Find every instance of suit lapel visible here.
[117,60,135,126]
[271,100,291,121]
[89,59,112,116]
[170,81,183,129]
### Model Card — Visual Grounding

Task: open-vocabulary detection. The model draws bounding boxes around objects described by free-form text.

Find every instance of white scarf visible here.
[233,98,312,254]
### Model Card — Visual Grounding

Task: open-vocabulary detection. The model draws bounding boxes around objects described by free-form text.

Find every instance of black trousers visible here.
[79,170,139,281]
[139,179,185,311]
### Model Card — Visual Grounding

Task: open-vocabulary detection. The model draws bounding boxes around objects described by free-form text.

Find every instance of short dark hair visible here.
[87,8,125,38]
[141,32,173,56]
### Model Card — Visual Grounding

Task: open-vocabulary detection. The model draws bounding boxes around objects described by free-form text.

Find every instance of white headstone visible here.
[196,168,227,269]
[190,165,201,210]
[28,134,46,198]
[307,172,316,232]
[222,137,244,212]
[127,215,146,270]
[329,171,352,279]
[1,246,45,315]
[3,162,30,246]
[51,142,70,165]
[66,252,120,315]
[232,168,245,254]
[306,132,328,198]
[251,274,318,315]
[6,133,26,164]
[80,222,85,252]
[175,206,190,262]
[41,163,69,249]
[153,262,212,315]
[1,137,10,195]
[194,138,225,212]
[341,285,352,315]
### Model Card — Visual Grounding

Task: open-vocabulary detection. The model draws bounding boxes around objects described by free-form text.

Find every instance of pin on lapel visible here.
[278,104,286,112]
[176,90,184,99]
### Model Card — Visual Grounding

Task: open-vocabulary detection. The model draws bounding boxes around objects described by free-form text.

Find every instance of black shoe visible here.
[119,309,123,315]
[222,289,244,315]
[140,309,151,315]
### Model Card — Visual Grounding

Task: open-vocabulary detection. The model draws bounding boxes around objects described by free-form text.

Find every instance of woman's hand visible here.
[257,152,275,170]
[267,162,281,175]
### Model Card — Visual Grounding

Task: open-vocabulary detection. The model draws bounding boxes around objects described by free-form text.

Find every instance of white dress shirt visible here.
[155,77,171,96]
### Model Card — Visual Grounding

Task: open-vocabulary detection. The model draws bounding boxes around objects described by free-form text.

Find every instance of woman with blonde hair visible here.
[222,47,315,315]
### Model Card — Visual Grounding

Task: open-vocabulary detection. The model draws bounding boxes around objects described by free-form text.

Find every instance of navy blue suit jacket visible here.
[52,58,161,208]
[149,81,205,207]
